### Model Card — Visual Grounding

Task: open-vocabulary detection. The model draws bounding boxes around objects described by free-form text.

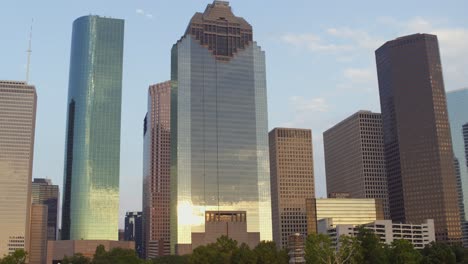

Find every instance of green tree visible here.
[61,253,91,264]
[335,235,363,264]
[0,249,28,264]
[421,242,456,264]
[304,234,362,264]
[388,239,422,264]
[305,233,335,264]
[189,236,239,264]
[151,255,189,264]
[231,243,256,264]
[253,241,288,264]
[190,244,222,264]
[356,227,389,264]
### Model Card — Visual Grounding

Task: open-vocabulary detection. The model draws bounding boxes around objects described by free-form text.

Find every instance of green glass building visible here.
[170,1,272,254]
[62,15,124,240]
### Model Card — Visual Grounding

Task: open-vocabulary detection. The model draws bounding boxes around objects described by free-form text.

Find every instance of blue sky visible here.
[1,0,467,227]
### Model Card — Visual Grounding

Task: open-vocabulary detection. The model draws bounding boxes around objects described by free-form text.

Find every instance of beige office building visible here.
[29,204,48,264]
[306,198,384,234]
[269,128,315,248]
[324,111,389,219]
[0,81,37,256]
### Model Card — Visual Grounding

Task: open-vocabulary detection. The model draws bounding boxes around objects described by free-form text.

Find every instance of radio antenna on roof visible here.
[26,19,33,84]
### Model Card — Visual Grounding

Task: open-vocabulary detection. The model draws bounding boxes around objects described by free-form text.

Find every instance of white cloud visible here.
[136,8,153,19]
[379,17,468,90]
[326,27,383,50]
[290,96,330,113]
[343,68,375,83]
[281,33,353,53]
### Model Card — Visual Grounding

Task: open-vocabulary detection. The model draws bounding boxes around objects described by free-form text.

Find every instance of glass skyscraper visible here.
[170,1,272,254]
[376,34,461,242]
[447,88,468,219]
[61,15,124,240]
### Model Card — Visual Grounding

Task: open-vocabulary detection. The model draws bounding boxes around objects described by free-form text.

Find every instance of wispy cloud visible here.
[136,8,153,19]
[290,96,330,113]
[378,16,468,90]
[281,33,353,53]
[326,27,383,50]
[343,68,375,83]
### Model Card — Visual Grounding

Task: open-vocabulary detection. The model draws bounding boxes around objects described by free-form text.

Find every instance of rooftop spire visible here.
[26,19,33,84]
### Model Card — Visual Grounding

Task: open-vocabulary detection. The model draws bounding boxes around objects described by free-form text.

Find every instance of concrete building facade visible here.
[269,128,314,248]
[0,80,37,256]
[32,178,59,241]
[324,111,389,219]
[319,218,435,250]
[29,204,48,264]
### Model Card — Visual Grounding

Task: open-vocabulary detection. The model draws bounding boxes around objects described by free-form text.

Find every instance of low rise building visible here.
[319,218,435,249]
[306,198,385,234]
[47,240,135,263]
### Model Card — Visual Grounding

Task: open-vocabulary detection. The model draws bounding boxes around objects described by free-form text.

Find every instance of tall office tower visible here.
[170,1,272,254]
[142,82,171,258]
[124,212,143,257]
[376,33,461,242]
[61,15,124,240]
[32,178,59,240]
[0,81,37,256]
[269,128,314,249]
[29,204,48,264]
[323,111,390,219]
[447,88,468,220]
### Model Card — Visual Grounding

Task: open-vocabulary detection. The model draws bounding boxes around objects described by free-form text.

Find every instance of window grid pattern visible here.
[324,111,390,219]
[0,81,37,256]
[270,128,314,249]
[61,16,124,240]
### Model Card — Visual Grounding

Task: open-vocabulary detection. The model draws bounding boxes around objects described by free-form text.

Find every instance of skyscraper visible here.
[61,15,124,241]
[323,111,390,219]
[143,82,172,258]
[269,128,314,249]
[32,178,59,240]
[124,212,143,258]
[170,1,272,254]
[29,204,48,264]
[0,80,37,256]
[376,33,461,242]
[447,88,468,220]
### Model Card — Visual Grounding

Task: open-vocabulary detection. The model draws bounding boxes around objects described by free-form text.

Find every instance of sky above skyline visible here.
[1,0,467,227]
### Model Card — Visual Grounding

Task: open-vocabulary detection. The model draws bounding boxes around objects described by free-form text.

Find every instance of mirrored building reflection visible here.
[170,1,272,254]
[61,15,124,240]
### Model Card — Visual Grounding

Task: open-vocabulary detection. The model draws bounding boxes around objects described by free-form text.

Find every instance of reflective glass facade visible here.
[376,34,461,242]
[0,81,37,256]
[62,15,124,240]
[447,89,468,220]
[170,1,272,254]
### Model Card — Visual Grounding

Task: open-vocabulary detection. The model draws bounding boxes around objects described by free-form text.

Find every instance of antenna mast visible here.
[26,19,33,84]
